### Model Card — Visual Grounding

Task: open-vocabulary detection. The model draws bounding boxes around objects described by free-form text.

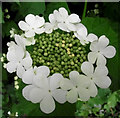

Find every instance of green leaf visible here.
[82,17,120,91]
[44,2,70,21]
[16,2,45,19]
[2,21,18,38]
[107,92,117,108]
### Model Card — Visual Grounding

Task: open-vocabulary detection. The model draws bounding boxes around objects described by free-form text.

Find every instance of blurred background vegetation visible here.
[0,1,120,117]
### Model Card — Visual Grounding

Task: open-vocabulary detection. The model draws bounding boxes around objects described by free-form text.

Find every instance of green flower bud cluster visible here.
[31,30,87,78]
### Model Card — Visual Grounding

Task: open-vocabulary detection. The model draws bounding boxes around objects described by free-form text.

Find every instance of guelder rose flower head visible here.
[5,7,117,114]
[88,35,116,65]
[22,66,67,114]
[53,7,81,32]
[18,14,45,38]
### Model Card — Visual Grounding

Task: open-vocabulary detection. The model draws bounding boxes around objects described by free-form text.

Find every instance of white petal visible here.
[94,66,108,77]
[90,41,99,52]
[50,73,63,90]
[97,53,106,66]
[93,76,111,88]
[36,66,50,77]
[29,87,45,103]
[60,78,74,90]
[77,24,87,37]
[16,64,25,78]
[78,75,91,88]
[101,46,116,58]
[22,85,34,101]
[44,23,53,34]
[15,46,25,61]
[49,14,56,23]
[59,7,68,20]
[67,14,81,23]
[25,30,35,38]
[7,49,17,62]
[69,71,80,86]
[25,14,35,26]
[81,61,94,77]
[14,34,25,48]
[66,22,76,31]
[34,27,45,34]
[58,23,70,32]
[88,52,98,64]
[89,81,98,97]
[52,89,67,103]
[78,88,90,101]
[40,94,55,114]
[53,10,62,22]
[34,16,45,28]
[25,37,36,46]
[6,62,17,73]
[18,21,29,31]
[67,88,78,103]
[22,55,32,70]
[87,33,98,42]
[22,68,34,84]
[98,35,109,51]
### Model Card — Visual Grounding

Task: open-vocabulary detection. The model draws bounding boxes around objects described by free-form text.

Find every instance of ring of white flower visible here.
[6,7,116,114]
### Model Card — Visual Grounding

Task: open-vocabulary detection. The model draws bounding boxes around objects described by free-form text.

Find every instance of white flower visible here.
[81,61,111,89]
[44,14,58,34]
[60,71,97,103]
[18,14,45,38]
[53,7,81,32]
[88,35,116,65]
[74,23,98,45]
[22,66,67,114]
[6,44,32,78]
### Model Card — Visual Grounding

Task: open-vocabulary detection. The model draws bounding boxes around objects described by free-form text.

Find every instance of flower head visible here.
[18,14,45,37]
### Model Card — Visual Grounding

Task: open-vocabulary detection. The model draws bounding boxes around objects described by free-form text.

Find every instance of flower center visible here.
[31,30,88,78]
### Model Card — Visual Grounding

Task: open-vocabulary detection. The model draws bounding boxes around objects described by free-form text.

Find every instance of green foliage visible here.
[2,21,18,38]
[76,88,120,117]
[82,17,120,91]
[18,2,45,17]
[44,2,70,21]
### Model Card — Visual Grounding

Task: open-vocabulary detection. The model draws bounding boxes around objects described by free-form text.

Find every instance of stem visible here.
[82,0,87,20]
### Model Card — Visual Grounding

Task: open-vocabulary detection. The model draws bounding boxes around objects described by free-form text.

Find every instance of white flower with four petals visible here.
[60,71,97,103]
[88,35,116,65]
[81,61,111,89]
[18,14,45,38]
[53,7,81,32]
